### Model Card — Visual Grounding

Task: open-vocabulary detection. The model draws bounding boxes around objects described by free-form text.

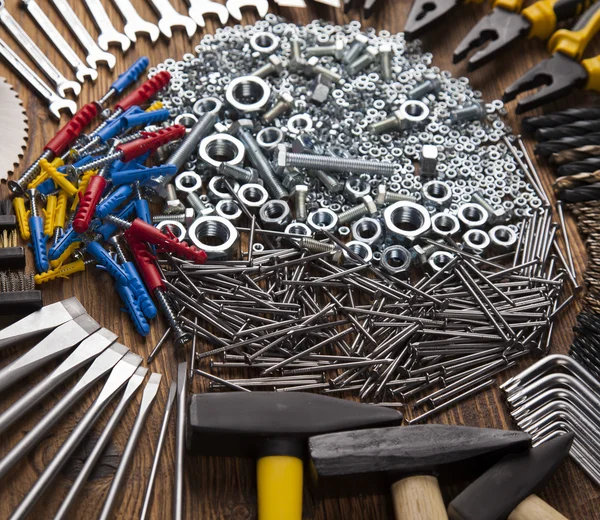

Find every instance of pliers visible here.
[503,2,600,113]
[454,0,599,70]
[404,0,485,41]
[343,0,380,18]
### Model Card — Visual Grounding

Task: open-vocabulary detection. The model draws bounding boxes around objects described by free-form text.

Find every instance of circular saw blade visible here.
[0,77,28,181]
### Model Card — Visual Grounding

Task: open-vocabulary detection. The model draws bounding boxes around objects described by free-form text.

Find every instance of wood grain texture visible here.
[0,0,597,518]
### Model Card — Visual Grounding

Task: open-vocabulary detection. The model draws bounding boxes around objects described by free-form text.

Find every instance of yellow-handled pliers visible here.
[503,2,600,112]
[454,0,597,70]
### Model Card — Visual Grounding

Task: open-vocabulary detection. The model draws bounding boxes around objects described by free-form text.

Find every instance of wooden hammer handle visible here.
[508,494,569,520]
[391,475,448,520]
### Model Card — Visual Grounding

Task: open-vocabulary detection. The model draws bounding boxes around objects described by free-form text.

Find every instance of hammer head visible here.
[448,432,574,520]
[187,392,403,457]
[309,425,531,486]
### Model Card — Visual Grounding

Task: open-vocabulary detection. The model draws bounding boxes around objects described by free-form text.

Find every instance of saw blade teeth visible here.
[0,77,28,181]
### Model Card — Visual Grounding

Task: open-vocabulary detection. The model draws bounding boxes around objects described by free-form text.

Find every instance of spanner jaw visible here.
[97,31,132,52]
[87,50,117,71]
[158,16,197,39]
[56,79,82,98]
[188,0,230,26]
[76,66,99,83]
[123,21,161,43]
[49,98,78,120]
[226,0,269,21]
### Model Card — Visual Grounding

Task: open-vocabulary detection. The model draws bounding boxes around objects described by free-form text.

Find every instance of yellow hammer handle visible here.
[257,455,303,520]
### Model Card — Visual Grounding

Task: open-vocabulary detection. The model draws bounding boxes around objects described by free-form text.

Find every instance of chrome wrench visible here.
[111,0,160,43]
[188,0,229,27]
[226,0,269,20]
[22,0,97,83]
[50,0,116,70]
[148,0,197,38]
[0,1,80,97]
[83,0,131,52]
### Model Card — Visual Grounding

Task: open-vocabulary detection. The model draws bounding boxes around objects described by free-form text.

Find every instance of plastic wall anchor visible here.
[85,241,128,285]
[29,216,49,273]
[13,197,31,240]
[123,108,170,129]
[40,159,78,197]
[95,185,133,219]
[111,57,150,95]
[117,124,186,162]
[115,282,151,336]
[54,191,69,230]
[122,261,157,319]
[96,201,136,240]
[49,226,81,261]
[50,241,82,268]
[73,175,108,233]
[43,195,57,237]
[115,70,171,111]
[35,258,87,284]
[134,199,152,225]
[71,170,98,211]
[112,164,177,186]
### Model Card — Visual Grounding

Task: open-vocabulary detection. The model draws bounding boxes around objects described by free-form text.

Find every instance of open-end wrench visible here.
[188,0,229,27]
[22,0,97,83]
[83,0,131,52]
[0,1,80,97]
[0,37,76,119]
[50,0,116,70]
[148,0,197,38]
[111,0,160,43]
[226,0,269,21]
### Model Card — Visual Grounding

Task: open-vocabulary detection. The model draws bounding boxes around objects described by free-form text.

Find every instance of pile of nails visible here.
[522,107,600,202]
[501,354,600,486]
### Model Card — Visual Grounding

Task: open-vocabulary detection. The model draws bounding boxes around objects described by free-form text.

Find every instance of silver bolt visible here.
[306,40,345,60]
[292,185,309,222]
[314,170,343,193]
[262,91,294,124]
[379,43,393,81]
[304,57,342,84]
[298,237,336,253]
[470,190,507,224]
[219,162,258,184]
[343,33,369,64]
[409,76,442,99]
[252,55,286,78]
[186,192,214,217]
[420,145,438,179]
[289,39,306,71]
[338,195,377,224]
[152,208,195,226]
[347,46,379,75]
[450,101,485,123]
[376,184,417,206]
[163,184,185,214]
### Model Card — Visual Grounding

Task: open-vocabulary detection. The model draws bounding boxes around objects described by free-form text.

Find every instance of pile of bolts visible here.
[8,16,577,418]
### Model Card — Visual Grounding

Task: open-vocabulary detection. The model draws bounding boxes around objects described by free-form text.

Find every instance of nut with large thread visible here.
[259,200,291,230]
[275,144,396,177]
[457,203,489,229]
[292,184,309,222]
[307,208,339,235]
[236,128,289,200]
[338,195,377,225]
[218,162,258,184]
[383,201,431,245]
[470,190,507,224]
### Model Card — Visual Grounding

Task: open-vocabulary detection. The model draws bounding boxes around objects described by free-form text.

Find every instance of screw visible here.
[252,55,286,78]
[8,150,54,196]
[343,33,369,64]
[304,57,342,83]
[275,145,396,177]
[450,101,485,123]
[152,208,195,226]
[409,76,442,99]
[262,91,294,124]
[306,40,345,60]
[218,162,258,184]
[298,237,336,253]
[292,185,309,222]
[313,170,344,193]
[236,128,289,200]
[289,39,306,71]
[347,46,379,75]
[368,110,406,135]
[379,43,393,81]
[375,184,417,206]
[163,184,185,214]
[186,192,214,217]
[154,289,191,348]
[470,190,507,223]
[338,195,377,224]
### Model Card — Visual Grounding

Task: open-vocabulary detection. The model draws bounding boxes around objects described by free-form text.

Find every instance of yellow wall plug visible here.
[49,241,81,268]
[28,157,64,190]
[35,257,90,284]
[13,197,30,240]
[43,194,57,237]
[40,158,78,197]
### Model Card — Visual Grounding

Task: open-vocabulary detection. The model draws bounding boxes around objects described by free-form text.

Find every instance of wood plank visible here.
[0,0,597,518]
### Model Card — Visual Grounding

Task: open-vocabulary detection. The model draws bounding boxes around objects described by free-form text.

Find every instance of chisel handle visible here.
[508,495,569,520]
[392,475,448,520]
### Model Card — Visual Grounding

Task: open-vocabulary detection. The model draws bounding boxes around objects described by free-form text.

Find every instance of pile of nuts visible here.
[145,17,574,417]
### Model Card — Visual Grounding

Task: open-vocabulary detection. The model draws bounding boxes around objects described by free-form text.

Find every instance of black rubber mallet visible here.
[309,424,531,520]
[448,432,574,520]
[187,392,402,520]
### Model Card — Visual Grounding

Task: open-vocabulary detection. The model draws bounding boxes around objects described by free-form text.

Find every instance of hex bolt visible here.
[252,55,286,79]
[343,33,369,64]
[186,192,214,217]
[379,43,393,81]
[290,39,306,71]
[304,57,342,84]
[292,184,309,222]
[411,242,440,265]
[219,162,258,184]
[369,111,405,135]
[236,128,289,200]
[262,91,294,124]
[347,46,379,75]
[338,195,377,225]
[275,145,396,177]
[450,101,485,123]
[306,40,345,60]
[470,190,507,223]
[376,184,417,206]
[314,170,344,193]
[298,237,337,253]
[152,208,195,226]
[420,144,439,179]
[409,76,442,99]
[163,184,185,214]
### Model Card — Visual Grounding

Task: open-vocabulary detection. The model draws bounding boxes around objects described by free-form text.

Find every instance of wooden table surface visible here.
[0,0,597,518]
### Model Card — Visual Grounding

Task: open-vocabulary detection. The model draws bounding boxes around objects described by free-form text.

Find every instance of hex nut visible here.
[383,201,431,245]
[462,229,490,252]
[274,144,288,174]
[307,208,339,235]
[489,225,517,251]
[427,251,455,272]
[458,203,489,229]
[431,212,460,237]
[238,183,269,211]
[174,171,202,194]
[216,199,243,223]
[156,220,187,241]
[199,134,245,169]
[259,200,292,230]
[256,127,284,151]
[343,240,373,265]
[284,222,312,237]
[422,181,452,209]
[225,76,272,113]
[380,245,412,275]
[351,217,384,247]
[207,176,240,202]
[188,216,239,259]
[345,177,371,203]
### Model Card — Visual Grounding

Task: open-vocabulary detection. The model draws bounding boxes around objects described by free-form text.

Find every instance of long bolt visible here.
[219,162,258,184]
[343,33,369,64]
[314,170,343,192]
[338,202,370,225]
[252,56,284,78]
[236,128,289,199]
[450,101,485,123]
[279,149,396,176]
[304,57,342,83]
[306,40,345,59]
[293,185,308,222]
[347,46,378,75]
[409,77,442,99]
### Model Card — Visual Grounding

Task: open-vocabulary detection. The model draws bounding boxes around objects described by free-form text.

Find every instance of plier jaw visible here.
[343,0,379,18]
[503,53,588,114]
[453,8,530,70]
[404,0,461,41]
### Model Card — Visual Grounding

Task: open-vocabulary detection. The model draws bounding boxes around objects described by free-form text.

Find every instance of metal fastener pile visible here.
[133,16,576,419]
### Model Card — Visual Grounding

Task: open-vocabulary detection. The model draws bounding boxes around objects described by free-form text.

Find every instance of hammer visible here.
[448,432,574,520]
[187,392,402,520]
[309,424,531,520]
